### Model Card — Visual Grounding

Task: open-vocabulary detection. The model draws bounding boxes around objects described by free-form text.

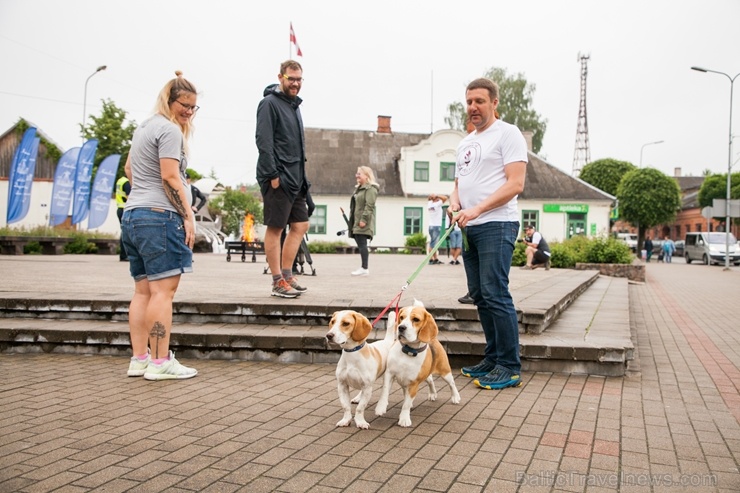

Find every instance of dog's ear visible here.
[417,307,438,343]
[350,312,372,342]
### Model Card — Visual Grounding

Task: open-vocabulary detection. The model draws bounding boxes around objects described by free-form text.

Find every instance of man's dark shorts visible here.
[533,250,550,266]
[262,186,308,229]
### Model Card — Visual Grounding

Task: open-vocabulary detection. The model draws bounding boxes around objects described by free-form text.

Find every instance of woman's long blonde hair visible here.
[155,71,197,152]
[356,166,378,188]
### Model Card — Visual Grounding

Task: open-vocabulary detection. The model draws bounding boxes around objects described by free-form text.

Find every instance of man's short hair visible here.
[525,224,535,230]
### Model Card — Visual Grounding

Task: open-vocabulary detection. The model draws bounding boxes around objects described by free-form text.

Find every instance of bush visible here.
[511,241,527,266]
[405,233,427,248]
[307,241,348,254]
[64,234,97,254]
[23,241,42,255]
[549,242,578,268]
[584,236,632,264]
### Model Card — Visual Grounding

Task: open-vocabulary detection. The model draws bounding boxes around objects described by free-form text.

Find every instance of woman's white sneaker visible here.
[143,351,198,380]
[351,268,369,276]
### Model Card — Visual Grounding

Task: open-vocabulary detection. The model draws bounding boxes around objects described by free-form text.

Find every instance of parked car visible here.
[616,233,638,252]
[673,240,684,256]
[684,232,740,265]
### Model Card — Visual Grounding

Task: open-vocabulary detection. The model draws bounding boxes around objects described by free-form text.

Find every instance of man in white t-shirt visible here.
[427,194,447,264]
[448,77,528,391]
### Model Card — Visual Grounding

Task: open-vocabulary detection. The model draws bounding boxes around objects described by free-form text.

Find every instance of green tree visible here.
[698,172,740,226]
[208,188,263,237]
[81,99,137,182]
[617,168,681,251]
[578,158,636,197]
[186,168,204,181]
[445,67,548,153]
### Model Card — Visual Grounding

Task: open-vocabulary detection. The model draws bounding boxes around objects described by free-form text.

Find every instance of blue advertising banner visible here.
[49,147,81,226]
[71,139,98,225]
[6,127,38,223]
[87,154,120,229]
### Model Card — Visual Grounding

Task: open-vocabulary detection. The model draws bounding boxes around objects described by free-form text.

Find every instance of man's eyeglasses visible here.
[174,100,200,113]
[282,75,303,84]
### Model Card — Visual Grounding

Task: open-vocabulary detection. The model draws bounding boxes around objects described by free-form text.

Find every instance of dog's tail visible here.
[385,310,397,341]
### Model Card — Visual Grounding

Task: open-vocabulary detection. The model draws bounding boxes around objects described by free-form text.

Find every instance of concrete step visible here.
[0,275,633,376]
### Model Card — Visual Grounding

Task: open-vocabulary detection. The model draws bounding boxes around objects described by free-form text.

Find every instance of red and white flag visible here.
[290,22,303,57]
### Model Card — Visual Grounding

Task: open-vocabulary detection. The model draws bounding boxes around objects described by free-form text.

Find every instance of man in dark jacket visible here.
[255,59,310,299]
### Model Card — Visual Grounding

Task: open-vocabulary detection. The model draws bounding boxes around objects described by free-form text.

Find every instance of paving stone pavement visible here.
[0,256,739,492]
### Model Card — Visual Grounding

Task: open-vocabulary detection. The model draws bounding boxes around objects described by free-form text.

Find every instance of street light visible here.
[691,66,739,271]
[639,140,665,167]
[82,65,107,139]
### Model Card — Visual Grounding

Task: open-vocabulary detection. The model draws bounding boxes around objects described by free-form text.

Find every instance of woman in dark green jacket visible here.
[350,166,379,276]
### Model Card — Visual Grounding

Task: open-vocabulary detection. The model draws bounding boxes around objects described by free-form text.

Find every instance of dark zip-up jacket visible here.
[255,84,308,199]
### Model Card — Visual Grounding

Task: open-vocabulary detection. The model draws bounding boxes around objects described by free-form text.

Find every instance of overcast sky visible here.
[1,0,739,188]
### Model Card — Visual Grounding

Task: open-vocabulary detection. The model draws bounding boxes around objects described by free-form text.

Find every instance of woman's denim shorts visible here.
[122,208,193,282]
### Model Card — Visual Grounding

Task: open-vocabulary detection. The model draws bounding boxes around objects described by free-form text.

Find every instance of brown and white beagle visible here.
[326,310,396,429]
[375,300,461,427]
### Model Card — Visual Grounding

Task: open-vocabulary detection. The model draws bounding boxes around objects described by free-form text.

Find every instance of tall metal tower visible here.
[572,53,591,176]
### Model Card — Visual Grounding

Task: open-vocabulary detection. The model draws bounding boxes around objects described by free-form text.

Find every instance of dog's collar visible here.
[343,342,366,353]
[402,343,427,357]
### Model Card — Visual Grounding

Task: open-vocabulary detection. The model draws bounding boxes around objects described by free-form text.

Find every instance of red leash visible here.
[371,289,404,328]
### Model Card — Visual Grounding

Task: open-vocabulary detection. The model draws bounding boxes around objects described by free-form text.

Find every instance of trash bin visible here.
[641,249,647,260]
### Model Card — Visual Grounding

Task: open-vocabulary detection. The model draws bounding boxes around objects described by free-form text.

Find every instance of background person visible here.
[662,236,676,263]
[256,60,309,298]
[520,224,551,270]
[115,175,131,261]
[121,71,199,381]
[448,77,528,391]
[449,222,462,265]
[187,176,207,213]
[349,166,379,276]
[427,194,448,264]
[644,235,654,262]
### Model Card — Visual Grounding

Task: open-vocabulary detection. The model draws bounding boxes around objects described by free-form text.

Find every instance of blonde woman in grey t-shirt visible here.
[121,71,199,381]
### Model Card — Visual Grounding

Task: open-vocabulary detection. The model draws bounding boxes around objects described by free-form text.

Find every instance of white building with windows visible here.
[302,116,615,248]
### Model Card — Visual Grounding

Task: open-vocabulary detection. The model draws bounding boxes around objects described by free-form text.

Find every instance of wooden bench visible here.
[87,238,120,255]
[335,245,424,255]
[0,236,74,255]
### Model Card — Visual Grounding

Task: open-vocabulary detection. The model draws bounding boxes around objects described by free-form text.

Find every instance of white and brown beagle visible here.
[375,300,461,427]
[326,309,396,429]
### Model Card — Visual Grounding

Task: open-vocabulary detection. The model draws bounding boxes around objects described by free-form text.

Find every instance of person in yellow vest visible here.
[115,176,131,261]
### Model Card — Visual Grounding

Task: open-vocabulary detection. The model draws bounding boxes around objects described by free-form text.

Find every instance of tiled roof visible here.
[522,153,615,201]
[305,127,427,196]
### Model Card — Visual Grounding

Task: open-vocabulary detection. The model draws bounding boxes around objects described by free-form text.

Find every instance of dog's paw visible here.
[336,418,352,427]
[375,401,388,416]
[355,419,370,429]
[398,415,412,427]
[427,392,438,402]
[451,393,461,405]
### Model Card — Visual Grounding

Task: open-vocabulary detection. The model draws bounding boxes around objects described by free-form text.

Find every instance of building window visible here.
[414,161,429,182]
[522,210,538,231]
[674,225,681,238]
[686,224,691,232]
[695,223,702,232]
[440,162,455,182]
[308,205,326,234]
[404,207,422,235]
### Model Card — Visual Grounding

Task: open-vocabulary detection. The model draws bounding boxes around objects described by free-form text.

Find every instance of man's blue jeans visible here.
[462,221,521,373]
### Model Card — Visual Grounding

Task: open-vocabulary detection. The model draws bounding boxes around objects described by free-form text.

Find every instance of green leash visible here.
[404,221,458,287]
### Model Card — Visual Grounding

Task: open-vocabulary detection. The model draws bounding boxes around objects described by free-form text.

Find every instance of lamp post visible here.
[82,65,107,139]
[691,66,739,271]
[639,140,664,167]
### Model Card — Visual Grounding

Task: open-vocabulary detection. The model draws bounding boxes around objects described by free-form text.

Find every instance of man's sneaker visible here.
[286,277,307,292]
[351,268,369,276]
[520,265,532,270]
[461,358,497,378]
[143,351,197,381]
[545,260,551,271]
[458,293,474,304]
[127,350,150,377]
[474,365,522,390]
[272,279,301,298]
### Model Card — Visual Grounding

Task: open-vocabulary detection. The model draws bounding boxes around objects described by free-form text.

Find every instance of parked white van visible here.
[684,232,740,265]
[616,233,638,252]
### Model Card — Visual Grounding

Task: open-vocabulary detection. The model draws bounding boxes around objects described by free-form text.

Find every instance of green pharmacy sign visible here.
[543,204,589,213]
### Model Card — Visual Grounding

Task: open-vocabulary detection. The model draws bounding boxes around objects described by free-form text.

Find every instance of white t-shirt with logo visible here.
[427,199,444,227]
[455,120,528,225]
